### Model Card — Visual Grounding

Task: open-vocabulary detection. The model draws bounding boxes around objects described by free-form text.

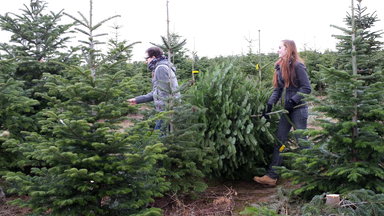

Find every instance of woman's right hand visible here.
[262,104,273,120]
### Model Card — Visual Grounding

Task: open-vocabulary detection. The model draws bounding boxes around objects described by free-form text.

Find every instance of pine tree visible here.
[5,64,168,215]
[279,1,384,198]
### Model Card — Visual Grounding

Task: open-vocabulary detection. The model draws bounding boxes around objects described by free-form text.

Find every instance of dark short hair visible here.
[146,46,163,58]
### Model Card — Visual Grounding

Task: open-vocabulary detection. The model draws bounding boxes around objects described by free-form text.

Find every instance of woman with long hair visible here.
[254,40,311,186]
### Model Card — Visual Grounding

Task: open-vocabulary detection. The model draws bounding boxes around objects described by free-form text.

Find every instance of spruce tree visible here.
[279,1,384,198]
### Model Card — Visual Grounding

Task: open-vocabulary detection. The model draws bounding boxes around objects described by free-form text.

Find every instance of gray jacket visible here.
[268,62,311,107]
[135,59,180,111]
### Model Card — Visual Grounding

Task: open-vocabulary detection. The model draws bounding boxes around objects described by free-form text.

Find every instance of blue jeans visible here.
[267,107,308,179]
[154,120,163,130]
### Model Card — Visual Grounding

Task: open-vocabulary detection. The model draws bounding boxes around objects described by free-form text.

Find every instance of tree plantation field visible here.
[0,0,383,215]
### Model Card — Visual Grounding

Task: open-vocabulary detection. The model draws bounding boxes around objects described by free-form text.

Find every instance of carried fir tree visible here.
[280,1,384,198]
[187,62,276,179]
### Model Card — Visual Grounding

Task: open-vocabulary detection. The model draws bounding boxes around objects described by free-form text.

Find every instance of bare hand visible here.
[128,98,137,105]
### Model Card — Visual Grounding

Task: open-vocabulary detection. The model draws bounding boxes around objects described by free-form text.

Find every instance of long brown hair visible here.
[273,40,304,88]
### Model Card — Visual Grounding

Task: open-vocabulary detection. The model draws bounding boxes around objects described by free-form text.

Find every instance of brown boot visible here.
[253,175,277,186]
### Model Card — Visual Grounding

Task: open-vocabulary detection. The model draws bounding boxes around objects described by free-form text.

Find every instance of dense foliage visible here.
[0,60,39,172]
[187,62,276,178]
[5,66,167,215]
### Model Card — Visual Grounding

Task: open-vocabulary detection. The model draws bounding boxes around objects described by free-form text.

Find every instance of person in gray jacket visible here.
[254,40,311,186]
[128,46,180,129]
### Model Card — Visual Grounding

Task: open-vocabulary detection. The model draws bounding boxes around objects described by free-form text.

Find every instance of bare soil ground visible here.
[152,179,300,216]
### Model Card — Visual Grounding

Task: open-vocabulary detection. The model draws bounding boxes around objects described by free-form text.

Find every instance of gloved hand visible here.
[284,99,296,112]
[262,104,273,120]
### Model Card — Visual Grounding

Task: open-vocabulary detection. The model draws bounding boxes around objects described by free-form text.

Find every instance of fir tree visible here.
[0,60,39,172]
[332,2,383,78]
[187,62,276,179]
[300,50,338,94]
[5,64,168,215]
[102,24,141,77]
[150,32,192,81]
[151,33,187,65]
[64,0,120,77]
[0,0,74,61]
[0,0,76,89]
[106,24,140,64]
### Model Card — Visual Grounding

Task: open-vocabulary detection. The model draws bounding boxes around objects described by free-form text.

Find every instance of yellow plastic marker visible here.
[279,144,286,152]
[192,70,199,74]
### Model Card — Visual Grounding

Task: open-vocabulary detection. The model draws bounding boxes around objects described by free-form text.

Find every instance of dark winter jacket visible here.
[267,62,311,107]
[135,58,180,111]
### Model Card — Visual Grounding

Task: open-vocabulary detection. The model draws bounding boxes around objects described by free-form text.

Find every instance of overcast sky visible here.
[0,0,383,61]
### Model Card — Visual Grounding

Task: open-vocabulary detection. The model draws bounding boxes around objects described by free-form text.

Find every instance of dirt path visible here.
[152,179,298,216]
